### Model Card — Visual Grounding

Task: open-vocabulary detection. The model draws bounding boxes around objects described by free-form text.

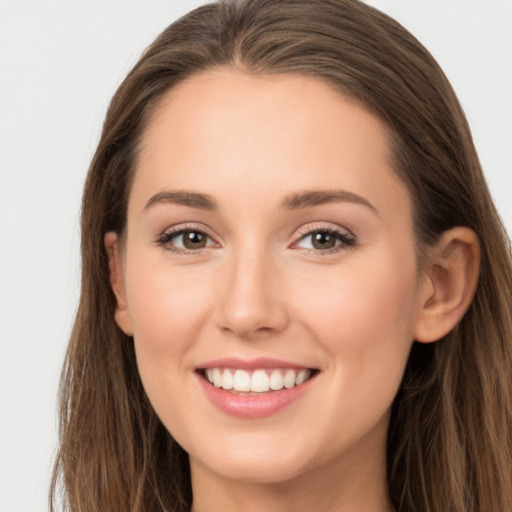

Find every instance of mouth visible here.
[197,367,319,394]
[195,358,320,418]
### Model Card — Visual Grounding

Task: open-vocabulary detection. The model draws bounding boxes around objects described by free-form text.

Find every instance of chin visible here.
[188,435,316,485]
[206,456,308,485]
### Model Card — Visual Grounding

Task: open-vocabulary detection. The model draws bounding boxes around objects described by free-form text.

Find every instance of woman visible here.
[50,1,512,511]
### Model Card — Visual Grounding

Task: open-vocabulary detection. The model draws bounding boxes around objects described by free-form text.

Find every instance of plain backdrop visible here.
[0,1,511,511]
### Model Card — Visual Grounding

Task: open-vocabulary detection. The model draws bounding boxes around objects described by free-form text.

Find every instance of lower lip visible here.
[197,373,316,419]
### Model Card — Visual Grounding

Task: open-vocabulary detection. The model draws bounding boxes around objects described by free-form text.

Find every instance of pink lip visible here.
[195,358,319,419]
[197,357,313,370]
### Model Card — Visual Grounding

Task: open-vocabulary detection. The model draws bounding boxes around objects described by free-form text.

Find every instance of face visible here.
[110,70,428,486]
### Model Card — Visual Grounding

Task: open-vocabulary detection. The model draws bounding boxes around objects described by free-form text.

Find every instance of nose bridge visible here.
[217,239,287,339]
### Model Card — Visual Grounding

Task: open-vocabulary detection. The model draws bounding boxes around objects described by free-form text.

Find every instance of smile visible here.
[202,367,314,393]
[196,360,319,418]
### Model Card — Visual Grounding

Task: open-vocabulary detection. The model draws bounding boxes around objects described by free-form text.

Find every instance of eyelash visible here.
[156,224,356,255]
[156,224,217,255]
[293,225,356,255]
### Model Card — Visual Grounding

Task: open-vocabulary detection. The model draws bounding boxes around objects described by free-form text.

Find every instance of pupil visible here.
[184,231,206,249]
[312,231,335,249]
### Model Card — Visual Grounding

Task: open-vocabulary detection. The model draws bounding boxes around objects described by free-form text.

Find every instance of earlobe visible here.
[414,227,480,343]
[104,232,134,336]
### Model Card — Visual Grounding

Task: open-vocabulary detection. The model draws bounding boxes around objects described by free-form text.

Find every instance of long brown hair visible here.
[50,1,512,511]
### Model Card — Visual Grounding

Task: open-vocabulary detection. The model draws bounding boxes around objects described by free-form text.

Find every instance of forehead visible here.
[141,69,391,164]
[131,68,410,223]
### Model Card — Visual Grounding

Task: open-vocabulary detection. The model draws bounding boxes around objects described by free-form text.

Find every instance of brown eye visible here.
[157,227,215,252]
[311,231,336,250]
[182,230,207,249]
[295,228,356,253]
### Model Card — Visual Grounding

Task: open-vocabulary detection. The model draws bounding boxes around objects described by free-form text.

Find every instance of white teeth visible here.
[204,367,313,392]
[233,369,251,392]
[296,369,310,385]
[212,368,222,388]
[269,369,284,390]
[283,369,296,389]
[251,370,270,392]
[221,369,233,390]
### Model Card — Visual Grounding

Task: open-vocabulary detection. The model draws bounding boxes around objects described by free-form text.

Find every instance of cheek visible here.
[285,253,419,448]
[126,258,213,344]
[124,257,220,431]
[291,251,418,376]
[124,254,219,401]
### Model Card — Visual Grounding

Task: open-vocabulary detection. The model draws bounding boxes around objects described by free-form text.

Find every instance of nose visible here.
[215,246,289,340]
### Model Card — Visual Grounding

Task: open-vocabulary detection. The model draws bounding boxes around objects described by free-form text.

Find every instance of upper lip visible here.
[196,357,318,371]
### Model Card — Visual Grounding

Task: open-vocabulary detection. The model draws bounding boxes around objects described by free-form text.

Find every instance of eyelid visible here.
[291,223,357,254]
[295,222,355,239]
[155,221,356,255]
[156,223,220,254]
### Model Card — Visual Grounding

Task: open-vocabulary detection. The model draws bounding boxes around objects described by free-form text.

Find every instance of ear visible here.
[104,232,133,336]
[414,227,480,343]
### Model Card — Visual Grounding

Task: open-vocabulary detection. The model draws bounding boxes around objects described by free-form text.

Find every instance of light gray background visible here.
[1,1,511,511]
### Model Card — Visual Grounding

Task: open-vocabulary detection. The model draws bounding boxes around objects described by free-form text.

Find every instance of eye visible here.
[294,227,356,253]
[157,227,217,253]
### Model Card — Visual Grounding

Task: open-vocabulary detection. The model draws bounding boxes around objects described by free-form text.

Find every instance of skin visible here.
[106,69,480,512]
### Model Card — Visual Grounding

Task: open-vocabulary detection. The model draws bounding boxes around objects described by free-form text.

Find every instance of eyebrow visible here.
[143,191,218,212]
[280,189,378,214]
[142,188,377,215]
